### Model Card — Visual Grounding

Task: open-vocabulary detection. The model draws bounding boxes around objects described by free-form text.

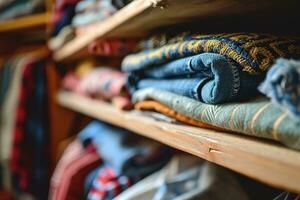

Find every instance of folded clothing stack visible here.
[133,88,300,151]
[121,32,300,151]
[122,33,300,104]
[51,121,265,200]
[63,65,132,109]
[73,0,117,36]
[0,52,49,200]
[0,0,44,21]
[81,121,172,200]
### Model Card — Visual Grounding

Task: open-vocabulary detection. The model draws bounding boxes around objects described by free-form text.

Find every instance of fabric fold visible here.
[78,121,172,180]
[259,58,300,120]
[133,88,300,151]
[135,101,226,131]
[123,33,300,104]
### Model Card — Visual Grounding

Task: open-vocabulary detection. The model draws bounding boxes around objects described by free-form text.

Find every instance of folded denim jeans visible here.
[126,53,260,104]
[259,58,300,120]
[123,33,300,104]
[133,88,300,151]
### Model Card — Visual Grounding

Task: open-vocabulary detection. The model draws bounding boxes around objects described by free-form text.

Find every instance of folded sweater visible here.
[122,33,300,104]
[133,88,300,151]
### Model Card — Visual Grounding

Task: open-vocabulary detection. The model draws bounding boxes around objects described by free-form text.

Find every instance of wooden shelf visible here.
[0,12,50,33]
[58,91,300,193]
[52,0,298,62]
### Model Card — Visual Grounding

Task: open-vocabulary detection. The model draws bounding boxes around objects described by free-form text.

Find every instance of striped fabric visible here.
[49,140,101,200]
[87,165,132,200]
[133,88,300,151]
[135,101,226,131]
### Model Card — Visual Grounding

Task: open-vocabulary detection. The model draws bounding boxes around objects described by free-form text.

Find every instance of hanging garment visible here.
[259,58,300,120]
[113,155,248,200]
[133,88,300,151]
[0,56,29,191]
[10,57,49,199]
[49,140,101,200]
[122,33,300,104]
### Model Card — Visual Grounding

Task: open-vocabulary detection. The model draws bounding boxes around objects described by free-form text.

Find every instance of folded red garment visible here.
[62,68,132,109]
[87,39,138,56]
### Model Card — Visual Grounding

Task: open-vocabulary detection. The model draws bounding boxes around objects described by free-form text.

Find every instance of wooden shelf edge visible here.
[53,0,154,61]
[0,12,50,33]
[57,91,300,193]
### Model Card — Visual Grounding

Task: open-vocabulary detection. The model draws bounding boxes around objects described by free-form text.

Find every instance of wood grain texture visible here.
[0,12,49,33]
[58,91,300,193]
[53,0,298,62]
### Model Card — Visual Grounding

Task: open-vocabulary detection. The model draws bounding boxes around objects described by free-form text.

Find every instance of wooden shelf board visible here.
[0,12,49,33]
[58,91,300,193]
[53,0,290,62]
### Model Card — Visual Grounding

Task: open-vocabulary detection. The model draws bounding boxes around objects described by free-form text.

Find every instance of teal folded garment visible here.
[72,0,117,27]
[0,0,43,21]
[133,88,300,151]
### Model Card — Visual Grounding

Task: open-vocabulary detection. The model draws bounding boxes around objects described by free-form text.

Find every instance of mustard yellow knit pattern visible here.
[124,33,300,74]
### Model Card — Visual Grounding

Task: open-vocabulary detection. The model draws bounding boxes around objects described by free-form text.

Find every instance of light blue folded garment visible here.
[78,121,171,180]
[72,11,108,27]
[0,0,43,21]
[259,58,300,120]
[72,0,117,27]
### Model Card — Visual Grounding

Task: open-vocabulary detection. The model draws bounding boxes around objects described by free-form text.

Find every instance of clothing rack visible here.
[53,0,300,195]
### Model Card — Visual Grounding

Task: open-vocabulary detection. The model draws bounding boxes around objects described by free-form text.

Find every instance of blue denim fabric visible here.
[79,121,171,180]
[125,53,261,104]
[259,58,300,119]
[27,60,49,200]
[54,5,76,36]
